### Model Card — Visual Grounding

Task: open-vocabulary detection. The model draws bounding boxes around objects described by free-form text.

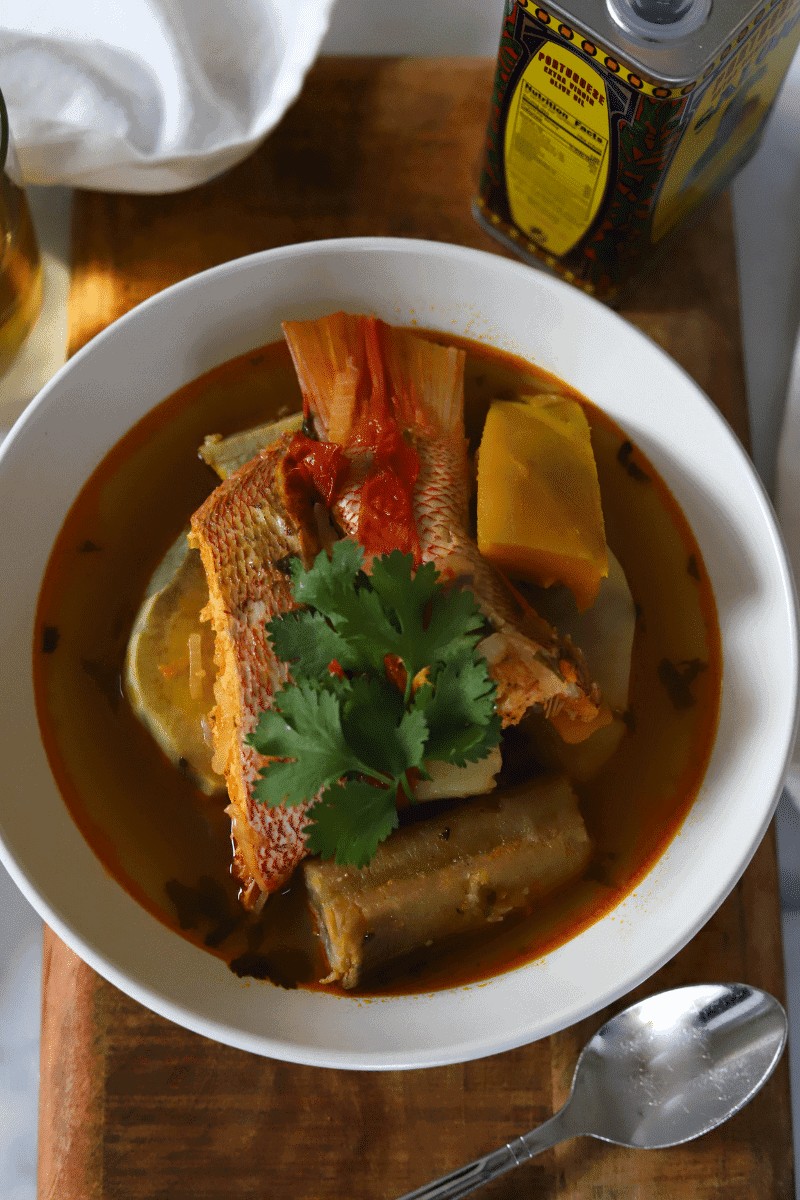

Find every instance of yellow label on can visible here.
[503,41,611,257]
[478,0,800,295]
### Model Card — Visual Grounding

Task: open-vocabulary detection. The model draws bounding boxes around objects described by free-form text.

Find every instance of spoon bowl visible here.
[399,983,788,1200]
[567,983,787,1148]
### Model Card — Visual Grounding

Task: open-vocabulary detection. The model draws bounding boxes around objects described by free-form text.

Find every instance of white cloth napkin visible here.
[0,0,336,192]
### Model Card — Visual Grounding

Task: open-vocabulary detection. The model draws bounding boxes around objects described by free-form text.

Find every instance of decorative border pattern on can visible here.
[517,0,797,96]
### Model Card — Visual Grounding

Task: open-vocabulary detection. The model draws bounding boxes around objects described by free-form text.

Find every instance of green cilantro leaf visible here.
[367,551,486,677]
[305,779,399,867]
[414,653,502,766]
[289,539,365,613]
[341,676,428,780]
[423,586,486,665]
[367,553,439,633]
[248,681,377,807]
[290,543,401,674]
[267,609,357,678]
[322,586,401,674]
[429,712,503,768]
[433,650,498,726]
[250,541,501,867]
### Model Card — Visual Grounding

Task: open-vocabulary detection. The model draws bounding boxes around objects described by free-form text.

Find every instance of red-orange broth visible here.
[33,335,721,994]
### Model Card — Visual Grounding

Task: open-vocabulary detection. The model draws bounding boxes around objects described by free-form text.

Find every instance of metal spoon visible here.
[398,983,787,1200]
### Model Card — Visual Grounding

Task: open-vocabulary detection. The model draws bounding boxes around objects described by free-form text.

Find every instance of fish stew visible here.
[33,334,721,995]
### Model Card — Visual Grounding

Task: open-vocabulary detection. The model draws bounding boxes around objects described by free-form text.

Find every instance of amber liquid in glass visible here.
[0,172,42,373]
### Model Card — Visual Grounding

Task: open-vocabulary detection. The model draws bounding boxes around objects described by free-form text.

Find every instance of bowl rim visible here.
[1,235,798,1070]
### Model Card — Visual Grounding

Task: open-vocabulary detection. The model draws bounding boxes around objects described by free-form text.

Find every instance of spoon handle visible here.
[395,1112,570,1200]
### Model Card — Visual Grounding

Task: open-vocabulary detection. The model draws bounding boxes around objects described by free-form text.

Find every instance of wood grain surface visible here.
[38,58,792,1200]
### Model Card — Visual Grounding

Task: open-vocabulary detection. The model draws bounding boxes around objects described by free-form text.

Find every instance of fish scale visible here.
[413,436,470,558]
[189,432,311,906]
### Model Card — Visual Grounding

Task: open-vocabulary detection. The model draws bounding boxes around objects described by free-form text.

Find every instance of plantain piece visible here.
[124,533,222,794]
[199,412,302,480]
[303,776,592,989]
[518,710,627,785]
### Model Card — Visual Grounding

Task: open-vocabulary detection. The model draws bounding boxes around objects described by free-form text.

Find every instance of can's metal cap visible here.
[606,0,712,41]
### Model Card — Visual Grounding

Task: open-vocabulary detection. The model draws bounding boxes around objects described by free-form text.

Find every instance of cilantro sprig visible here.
[246,542,501,867]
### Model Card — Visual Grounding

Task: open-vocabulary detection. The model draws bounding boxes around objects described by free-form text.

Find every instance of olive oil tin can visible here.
[475,0,800,297]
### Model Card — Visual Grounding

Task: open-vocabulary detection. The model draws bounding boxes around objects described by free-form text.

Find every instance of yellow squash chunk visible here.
[477,394,608,611]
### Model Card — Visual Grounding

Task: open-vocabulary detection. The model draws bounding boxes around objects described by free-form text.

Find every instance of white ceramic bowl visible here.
[0,238,796,1070]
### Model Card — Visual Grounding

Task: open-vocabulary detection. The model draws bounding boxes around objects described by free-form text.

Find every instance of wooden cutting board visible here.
[38,58,793,1200]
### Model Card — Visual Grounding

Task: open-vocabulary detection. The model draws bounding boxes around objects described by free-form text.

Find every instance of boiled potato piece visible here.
[477,394,608,611]
[413,748,502,801]
[520,549,636,779]
[531,549,635,714]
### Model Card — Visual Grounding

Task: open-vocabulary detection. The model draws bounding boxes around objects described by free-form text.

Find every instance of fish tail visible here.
[282,312,466,444]
[381,325,466,438]
[282,313,386,444]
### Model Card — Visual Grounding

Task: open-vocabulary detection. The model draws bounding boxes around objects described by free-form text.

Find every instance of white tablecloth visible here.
[1,4,799,1195]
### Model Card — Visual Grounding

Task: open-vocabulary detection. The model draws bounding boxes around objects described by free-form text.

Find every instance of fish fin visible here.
[382,325,465,437]
[283,313,466,444]
[282,313,379,443]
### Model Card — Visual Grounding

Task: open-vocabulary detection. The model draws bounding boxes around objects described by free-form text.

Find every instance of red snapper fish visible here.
[190,313,605,909]
[283,312,604,734]
[189,434,315,908]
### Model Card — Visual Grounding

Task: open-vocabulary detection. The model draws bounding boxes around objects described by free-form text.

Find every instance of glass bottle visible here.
[0,88,42,374]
